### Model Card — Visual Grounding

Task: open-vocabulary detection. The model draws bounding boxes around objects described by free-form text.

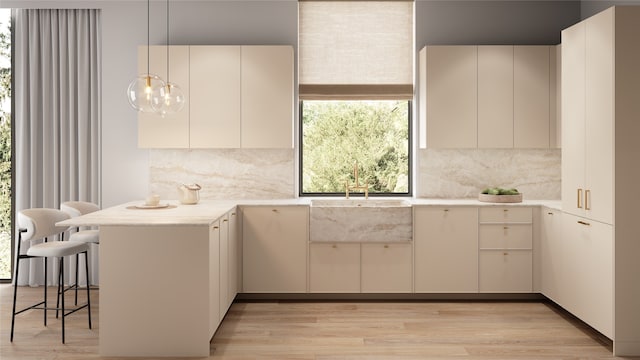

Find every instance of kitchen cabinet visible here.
[422,46,478,148]
[361,243,412,293]
[209,220,221,337]
[514,46,550,148]
[540,208,563,305]
[309,243,360,293]
[138,45,293,149]
[190,46,241,148]
[241,46,294,148]
[562,7,640,354]
[479,207,533,293]
[414,207,478,293]
[478,46,513,148]
[219,213,229,315]
[228,209,239,304]
[561,11,613,225]
[138,46,190,148]
[420,45,555,149]
[561,213,613,338]
[242,206,308,293]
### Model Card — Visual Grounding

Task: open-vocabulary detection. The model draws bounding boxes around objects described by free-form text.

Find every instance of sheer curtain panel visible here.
[14,9,102,286]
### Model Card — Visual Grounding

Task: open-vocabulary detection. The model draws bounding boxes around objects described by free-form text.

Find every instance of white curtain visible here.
[14,9,101,286]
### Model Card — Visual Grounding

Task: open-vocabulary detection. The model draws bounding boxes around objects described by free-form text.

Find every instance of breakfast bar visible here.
[58,201,237,357]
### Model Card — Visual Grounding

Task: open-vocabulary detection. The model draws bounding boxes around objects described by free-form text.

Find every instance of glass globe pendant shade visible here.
[127,74,166,113]
[152,82,186,116]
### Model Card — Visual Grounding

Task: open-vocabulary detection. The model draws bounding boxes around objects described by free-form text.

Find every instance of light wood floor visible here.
[1,284,637,359]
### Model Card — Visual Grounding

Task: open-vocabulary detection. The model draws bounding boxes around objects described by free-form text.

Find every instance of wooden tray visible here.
[478,193,523,203]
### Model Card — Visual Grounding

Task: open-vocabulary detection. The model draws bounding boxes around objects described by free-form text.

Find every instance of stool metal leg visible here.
[44,257,48,326]
[60,257,65,344]
[84,251,92,329]
[10,256,21,342]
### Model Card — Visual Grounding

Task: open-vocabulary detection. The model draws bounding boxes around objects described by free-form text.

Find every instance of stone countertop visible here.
[57,198,562,227]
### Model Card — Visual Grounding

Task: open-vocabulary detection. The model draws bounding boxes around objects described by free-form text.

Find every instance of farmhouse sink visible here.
[310,199,411,207]
[309,198,412,242]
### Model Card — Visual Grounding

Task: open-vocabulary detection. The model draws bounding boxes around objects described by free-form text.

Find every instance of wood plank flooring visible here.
[1,284,636,359]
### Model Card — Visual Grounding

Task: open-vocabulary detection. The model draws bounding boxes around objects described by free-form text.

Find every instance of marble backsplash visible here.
[149,149,296,200]
[417,148,561,200]
[148,148,560,201]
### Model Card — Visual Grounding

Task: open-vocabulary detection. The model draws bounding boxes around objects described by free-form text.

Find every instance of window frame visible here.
[298,99,413,198]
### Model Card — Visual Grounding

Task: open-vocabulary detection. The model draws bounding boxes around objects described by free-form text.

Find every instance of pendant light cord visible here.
[147,0,150,76]
[166,0,170,83]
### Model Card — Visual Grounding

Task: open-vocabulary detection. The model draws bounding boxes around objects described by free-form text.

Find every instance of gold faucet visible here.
[345,161,369,199]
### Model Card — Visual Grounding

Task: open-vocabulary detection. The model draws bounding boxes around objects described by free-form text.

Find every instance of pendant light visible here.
[127,0,166,113]
[152,0,186,116]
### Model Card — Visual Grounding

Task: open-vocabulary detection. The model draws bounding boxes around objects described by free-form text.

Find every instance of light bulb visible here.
[127,74,166,113]
[152,82,186,115]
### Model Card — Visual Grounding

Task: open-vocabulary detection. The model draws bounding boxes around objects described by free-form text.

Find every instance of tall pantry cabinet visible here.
[561,6,640,356]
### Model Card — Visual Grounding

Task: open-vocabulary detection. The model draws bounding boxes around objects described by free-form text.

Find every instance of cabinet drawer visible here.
[309,243,360,293]
[479,250,532,292]
[479,224,532,249]
[479,207,532,223]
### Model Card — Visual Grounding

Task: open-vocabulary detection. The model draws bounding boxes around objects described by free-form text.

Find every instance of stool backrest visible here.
[18,208,71,242]
[60,201,100,218]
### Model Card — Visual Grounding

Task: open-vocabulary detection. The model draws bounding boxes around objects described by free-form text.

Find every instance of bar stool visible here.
[11,208,92,344]
[61,201,100,302]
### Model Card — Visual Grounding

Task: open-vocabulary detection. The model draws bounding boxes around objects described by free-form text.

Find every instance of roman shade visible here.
[298,0,414,100]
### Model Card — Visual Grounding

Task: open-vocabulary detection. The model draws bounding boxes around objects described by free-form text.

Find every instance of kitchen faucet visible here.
[345,161,369,199]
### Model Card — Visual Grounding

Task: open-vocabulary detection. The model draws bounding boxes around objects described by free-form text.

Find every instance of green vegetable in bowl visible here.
[481,187,519,195]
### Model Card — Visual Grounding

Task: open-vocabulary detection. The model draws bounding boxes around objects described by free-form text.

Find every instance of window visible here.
[298,0,414,196]
[301,100,410,195]
[0,8,11,280]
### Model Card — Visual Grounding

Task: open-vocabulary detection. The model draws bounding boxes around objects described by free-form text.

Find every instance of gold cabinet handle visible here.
[443,209,449,212]
[223,219,228,222]
[231,212,236,216]
[577,188,583,209]
[577,220,591,226]
[547,212,553,215]
[212,225,219,229]
[585,190,591,210]
[503,252,509,256]
[503,209,508,212]
[503,226,509,230]
[384,244,389,248]
[332,244,337,249]
[272,209,278,213]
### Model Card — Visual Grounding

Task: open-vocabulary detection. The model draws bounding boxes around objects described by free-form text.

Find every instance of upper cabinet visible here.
[138,45,294,149]
[420,45,557,149]
[422,46,478,149]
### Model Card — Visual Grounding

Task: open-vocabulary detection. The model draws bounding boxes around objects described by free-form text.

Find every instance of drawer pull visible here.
[443,209,449,212]
[547,212,553,215]
[384,244,389,248]
[212,225,219,230]
[503,226,509,230]
[585,190,591,210]
[503,209,508,212]
[503,252,509,256]
[223,219,228,222]
[231,212,236,216]
[577,220,591,226]
[272,209,278,213]
[332,244,337,249]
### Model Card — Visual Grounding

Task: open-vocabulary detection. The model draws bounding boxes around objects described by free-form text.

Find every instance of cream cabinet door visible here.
[514,46,550,148]
[361,243,412,293]
[138,46,190,148]
[241,46,294,149]
[414,207,478,293]
[479,250,532,293]
[540,208,563,305]
[219,213,229,315]
[478,46,513,148]
[561,213,613,338]
[242,206,308,293]
[584,9,614,225]
[209,221,221,337]
[561,21,587,217]
[309,243,360,293]
[190,46,241,148]
[228,209,239,302]
[424,46,478,148]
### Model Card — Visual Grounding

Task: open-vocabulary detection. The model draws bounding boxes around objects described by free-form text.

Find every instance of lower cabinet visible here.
[540,207,563,304]
[209,220,221,337]
[414,207,478,292]
[561,213,613,338]
[309,242,412,293]
[361,243,412,293]
[242,206,308,293]
[309,243,360,293]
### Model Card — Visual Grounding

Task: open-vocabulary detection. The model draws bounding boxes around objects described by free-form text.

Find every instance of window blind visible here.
[299,0,414,100]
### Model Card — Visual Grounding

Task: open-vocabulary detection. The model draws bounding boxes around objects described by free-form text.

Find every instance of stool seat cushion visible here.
[26,241,89,258]
[69,230,100,244]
